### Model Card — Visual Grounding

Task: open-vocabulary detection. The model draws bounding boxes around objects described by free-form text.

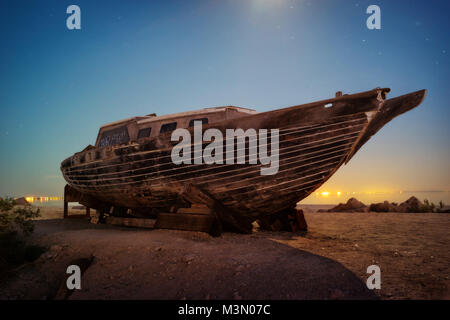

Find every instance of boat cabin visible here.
[94,106,257,148]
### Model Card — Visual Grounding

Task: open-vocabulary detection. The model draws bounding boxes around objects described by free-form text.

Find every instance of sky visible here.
[0,0,449,204]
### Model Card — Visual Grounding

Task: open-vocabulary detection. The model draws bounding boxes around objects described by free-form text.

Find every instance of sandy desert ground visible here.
[0,207,449,300]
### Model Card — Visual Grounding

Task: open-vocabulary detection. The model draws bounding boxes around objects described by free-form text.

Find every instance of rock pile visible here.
[369,196,424,213]
[322,198,367,212]
[369,201,398,212]
[321,196,442,213]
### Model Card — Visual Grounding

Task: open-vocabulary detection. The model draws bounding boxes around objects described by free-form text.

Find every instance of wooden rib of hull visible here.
[61,88,426,223]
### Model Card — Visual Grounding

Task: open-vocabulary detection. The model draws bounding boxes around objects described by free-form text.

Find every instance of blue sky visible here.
[0,0,449,201]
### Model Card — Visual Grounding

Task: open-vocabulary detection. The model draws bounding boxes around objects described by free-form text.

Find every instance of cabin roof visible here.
[100,106,257,129]
[99,116,148,129]
[137,106,257,125]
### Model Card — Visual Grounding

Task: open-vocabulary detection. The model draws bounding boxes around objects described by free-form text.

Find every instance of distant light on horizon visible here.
[21,196,62,203]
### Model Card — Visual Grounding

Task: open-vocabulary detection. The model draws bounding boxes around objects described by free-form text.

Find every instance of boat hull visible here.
[61,88,426,225]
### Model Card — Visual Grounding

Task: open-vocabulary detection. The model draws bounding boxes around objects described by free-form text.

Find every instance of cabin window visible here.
[189,118,209,127]
[137,127,152,139]
[98,126,130,147]
[160,122,177,133]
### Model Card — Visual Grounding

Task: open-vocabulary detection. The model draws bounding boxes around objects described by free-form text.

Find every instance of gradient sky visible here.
[0,0,449,203]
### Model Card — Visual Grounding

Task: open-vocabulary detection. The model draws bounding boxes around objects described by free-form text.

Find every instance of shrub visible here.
[420,199,436,213]
[0,198,42,275]
[0,197,40,236]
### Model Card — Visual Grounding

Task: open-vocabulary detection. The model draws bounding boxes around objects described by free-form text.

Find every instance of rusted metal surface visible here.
[60,88,426,232]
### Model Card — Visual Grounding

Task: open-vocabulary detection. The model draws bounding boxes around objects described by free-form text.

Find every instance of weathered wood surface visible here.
[60,88,426,228]
[293,209,308,232]
[63,184,92,219]
[155,213,215,233]
[105,211,220,235]
[63,200,68,219]
[106,216,157,229]
[257,207,308,232]
[177,204,212,215]
[345,89,426,163]
[62,112,368,216]
[181,183,252,234]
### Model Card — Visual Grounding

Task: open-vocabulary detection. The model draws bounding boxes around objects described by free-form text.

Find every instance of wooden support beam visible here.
[295,209,308,231]
[177,204,212,215]
[63,200,68,219]
[155,213,214,233]
[181,184,252,234]
[258,207,308,233]
[106,216,156,229]
[63,185,68,219]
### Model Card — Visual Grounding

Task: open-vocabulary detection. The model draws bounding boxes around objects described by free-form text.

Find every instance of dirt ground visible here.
[0,210,449,300]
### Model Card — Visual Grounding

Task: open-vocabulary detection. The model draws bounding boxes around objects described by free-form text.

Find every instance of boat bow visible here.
[345,89,427,163]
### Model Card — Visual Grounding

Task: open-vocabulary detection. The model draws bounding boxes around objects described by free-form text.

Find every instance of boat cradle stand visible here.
[63,184,91,219]
[62,184,308,235]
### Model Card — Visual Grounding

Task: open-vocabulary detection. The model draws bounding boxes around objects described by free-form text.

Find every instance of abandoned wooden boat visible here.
[61,88,426,233]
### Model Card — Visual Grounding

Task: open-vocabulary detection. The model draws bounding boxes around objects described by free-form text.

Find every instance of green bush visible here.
[0,197,40,236]
[0,198,42,275]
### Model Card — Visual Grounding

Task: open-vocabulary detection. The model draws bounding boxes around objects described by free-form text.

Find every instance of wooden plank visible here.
[191,203,210,209]
[63,201,68,219]
[106,216,156,229]
[155,213,214,233]
[177,205,212,215]
[295,209,308,231]
[64,184,83,202]
[181,183,252,234]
